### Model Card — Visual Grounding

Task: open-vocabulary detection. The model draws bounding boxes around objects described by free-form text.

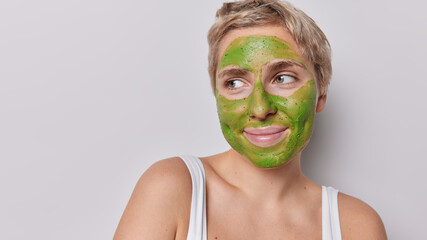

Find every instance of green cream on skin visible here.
[216,36,317,168]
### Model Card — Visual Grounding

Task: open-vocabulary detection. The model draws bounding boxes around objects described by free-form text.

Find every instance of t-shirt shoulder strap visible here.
[322,186,342,240]
[178,154,207,240]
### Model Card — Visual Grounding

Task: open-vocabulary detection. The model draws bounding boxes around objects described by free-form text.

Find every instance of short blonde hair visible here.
[207,0,332,96]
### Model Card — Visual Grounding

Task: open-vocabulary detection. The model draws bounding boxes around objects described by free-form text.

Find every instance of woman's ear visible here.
[316,94,327,113]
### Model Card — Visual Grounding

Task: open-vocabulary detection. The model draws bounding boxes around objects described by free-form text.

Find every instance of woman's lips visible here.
[243,126,288,148]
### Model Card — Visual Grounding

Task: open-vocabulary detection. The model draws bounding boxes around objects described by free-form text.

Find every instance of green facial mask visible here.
[216,36,317,168]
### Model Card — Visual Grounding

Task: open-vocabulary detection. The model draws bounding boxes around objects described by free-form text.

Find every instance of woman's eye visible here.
[226,79,244,89]
[274,74,296,84]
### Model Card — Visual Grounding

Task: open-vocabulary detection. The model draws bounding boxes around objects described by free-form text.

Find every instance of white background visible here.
[1,0,426,239]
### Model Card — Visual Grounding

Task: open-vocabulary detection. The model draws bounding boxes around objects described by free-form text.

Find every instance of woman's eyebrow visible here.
[264,60,306,73]
[217,67,251,80]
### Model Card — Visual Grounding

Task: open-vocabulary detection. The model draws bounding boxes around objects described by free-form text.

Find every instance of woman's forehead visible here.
[217,35,305,72]
[217,25,314,74]
[217,25,301,62]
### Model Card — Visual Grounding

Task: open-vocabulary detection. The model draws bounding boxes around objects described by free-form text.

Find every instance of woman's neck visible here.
[213,149,316,206]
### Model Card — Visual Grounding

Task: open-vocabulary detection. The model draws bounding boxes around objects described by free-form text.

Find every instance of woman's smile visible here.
[243,126,289,148]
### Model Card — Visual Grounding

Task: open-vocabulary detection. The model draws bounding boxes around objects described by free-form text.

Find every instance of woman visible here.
[114,0,387,239]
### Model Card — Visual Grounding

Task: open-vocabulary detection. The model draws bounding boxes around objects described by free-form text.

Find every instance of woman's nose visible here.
[248,84,277,121]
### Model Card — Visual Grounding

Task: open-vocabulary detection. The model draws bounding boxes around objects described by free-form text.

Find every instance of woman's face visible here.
[215,25,326,168]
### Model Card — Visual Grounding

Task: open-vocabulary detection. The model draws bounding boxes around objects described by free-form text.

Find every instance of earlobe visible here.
[316,94,327,113]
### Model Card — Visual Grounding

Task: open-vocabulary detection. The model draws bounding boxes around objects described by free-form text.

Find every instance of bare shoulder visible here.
[338,192,388,240]
[114,157,192,240]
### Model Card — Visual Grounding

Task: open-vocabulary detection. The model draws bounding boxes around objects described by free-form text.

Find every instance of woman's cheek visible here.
[284,80,317,151]
[216,95,249,130]
[273,80,317,123]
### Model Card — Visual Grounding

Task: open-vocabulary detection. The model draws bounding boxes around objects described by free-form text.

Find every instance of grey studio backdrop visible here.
[0,0,426,239]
